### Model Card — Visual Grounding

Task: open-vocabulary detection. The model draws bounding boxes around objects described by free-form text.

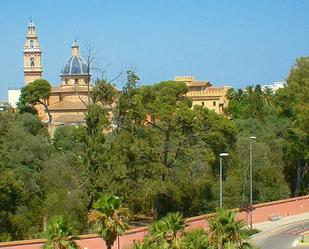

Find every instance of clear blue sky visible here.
[0,0,308,100]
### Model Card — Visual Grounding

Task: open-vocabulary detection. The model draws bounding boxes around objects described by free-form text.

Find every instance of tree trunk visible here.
[294,161,305,196]
[163,129,170,168]
[39,101,52,127]
[105,240,114,249]
[87,73,91,107]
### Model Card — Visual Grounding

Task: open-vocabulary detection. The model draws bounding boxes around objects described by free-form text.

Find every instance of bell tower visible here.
[23,21,42,84]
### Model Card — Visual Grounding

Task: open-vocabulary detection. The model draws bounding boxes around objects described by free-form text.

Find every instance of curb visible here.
[251,218,309,239]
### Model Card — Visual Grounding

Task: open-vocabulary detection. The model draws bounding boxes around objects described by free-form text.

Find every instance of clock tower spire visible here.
[23,21,42,84]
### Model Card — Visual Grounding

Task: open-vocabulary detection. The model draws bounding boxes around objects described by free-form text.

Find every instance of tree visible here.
[90,78,237,217]
[0,170,25,241]
[232,117,290,205]
[115,70,142,129]
[225,85,274,120]
[0,112,50,239]
[43,216,79,249]
[181,229,210,249]
[208,209,255,249]
[88,194,130,249]
[138,212,186,249]
[92,79,118,107]
[53,126,78,152]
[18,79,52,126]
[42,153,89,233]
[262,87,274,107]
[150,212,186,243]
[276,57,309,196]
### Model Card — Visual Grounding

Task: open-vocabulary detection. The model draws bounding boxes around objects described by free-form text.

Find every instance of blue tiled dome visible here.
[61,55,88,76]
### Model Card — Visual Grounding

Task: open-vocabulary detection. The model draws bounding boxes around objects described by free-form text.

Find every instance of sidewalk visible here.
[252,212,309,235]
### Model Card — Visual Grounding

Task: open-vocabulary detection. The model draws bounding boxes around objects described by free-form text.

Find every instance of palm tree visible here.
[88,194,130,249]
[226,88,246,102]
[262,86,274,106]
[236,89,245,101]
[244,85,254,98]
[226,88,237,101]
[208,209,255,249]
[142,212,186,249]
[181,229,210,249]
[43,216,79,249]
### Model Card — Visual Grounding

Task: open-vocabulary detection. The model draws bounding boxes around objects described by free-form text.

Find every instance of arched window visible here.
[74,79,78,84]
[30,57,35,67]
[30,40,34,48]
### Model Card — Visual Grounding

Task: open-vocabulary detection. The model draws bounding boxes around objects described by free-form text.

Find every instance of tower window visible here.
[213,101,216,106]
[65,79,68,84]
[201,102,205,106]
[30,40,34,48]
[30,57,35,67]
[74,79,78,84]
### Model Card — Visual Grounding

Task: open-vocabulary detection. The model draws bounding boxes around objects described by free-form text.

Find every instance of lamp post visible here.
[249,136,256,229]
[219,152,229,208]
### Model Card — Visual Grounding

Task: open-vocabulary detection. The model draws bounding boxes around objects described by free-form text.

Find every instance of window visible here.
[219,103,224,114]
[65,79,68,84]
[74,78,78,84]
[30,57,35,67]
[30,40,34,48]
[213,101,216,106]
[201,102,205,106]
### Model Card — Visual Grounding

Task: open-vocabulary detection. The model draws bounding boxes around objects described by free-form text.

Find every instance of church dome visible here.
[61,56,88,76]
[61,41,88,76]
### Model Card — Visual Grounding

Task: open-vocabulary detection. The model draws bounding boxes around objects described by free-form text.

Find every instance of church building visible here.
[23,21,92,130]
[21,21,228,132]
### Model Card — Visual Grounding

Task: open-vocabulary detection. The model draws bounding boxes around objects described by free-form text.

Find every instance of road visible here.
[253,220,309,249]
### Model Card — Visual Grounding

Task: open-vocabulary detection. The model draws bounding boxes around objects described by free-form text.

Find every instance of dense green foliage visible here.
[133,209,256,249]
[276,57,309,196]
[43,216,79,249]
[18,79,52,125]
[208,209,255,248]
[0,58,308,241]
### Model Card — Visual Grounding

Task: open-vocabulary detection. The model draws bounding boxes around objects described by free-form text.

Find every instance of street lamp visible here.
[219,152,229,208]
[249,136,257,229]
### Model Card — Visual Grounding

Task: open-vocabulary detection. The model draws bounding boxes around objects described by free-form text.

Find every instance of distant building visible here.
[261,82,285,92]
[8,89,21,108]
[174,76,230,114]
[0,100,9,112]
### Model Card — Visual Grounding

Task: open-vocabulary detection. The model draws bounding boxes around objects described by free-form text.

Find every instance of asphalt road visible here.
[253,220,309,249]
